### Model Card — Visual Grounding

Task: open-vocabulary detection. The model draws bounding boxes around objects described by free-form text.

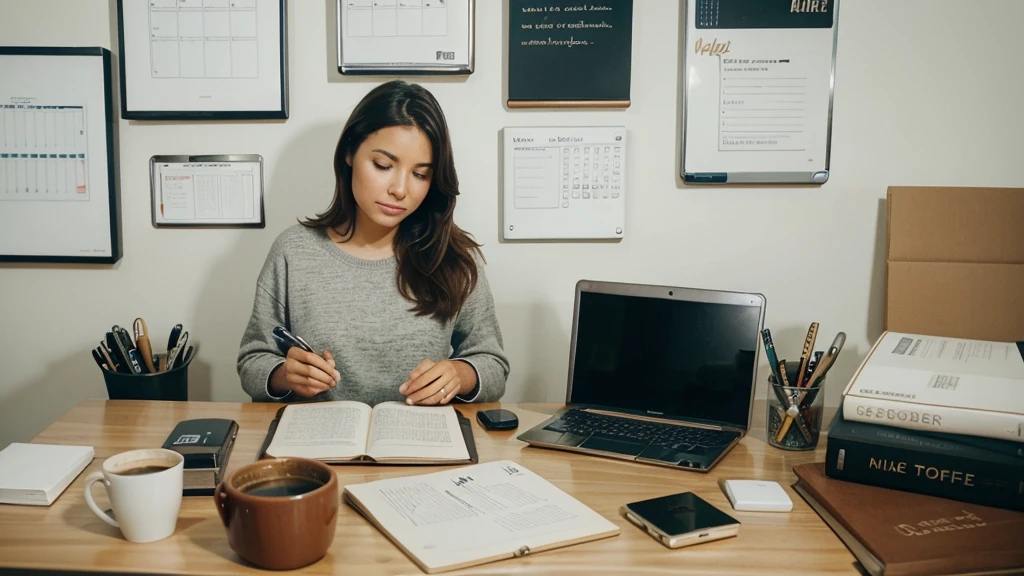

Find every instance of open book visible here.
[344,460,620,573]
[261,401,476,464]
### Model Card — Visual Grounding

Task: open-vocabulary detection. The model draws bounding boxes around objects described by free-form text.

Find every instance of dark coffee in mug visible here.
[217,457,338,570]
[117,464,173,476]
[242,477,322,497]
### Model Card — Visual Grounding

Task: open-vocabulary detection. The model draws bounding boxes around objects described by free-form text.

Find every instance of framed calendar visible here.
[117,0,289,120]
[336,0,475,75]
[0,47,121,264]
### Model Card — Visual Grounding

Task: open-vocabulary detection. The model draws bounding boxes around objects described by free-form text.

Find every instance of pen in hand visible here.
[271,326,340,395]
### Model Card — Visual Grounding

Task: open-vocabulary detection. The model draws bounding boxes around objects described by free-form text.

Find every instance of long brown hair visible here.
[302,80,482,323]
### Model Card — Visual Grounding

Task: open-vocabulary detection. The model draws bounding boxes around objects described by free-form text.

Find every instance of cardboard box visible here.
[886,186,1024,342]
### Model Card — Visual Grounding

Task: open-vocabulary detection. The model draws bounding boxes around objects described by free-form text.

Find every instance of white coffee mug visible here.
[84,448,184,543]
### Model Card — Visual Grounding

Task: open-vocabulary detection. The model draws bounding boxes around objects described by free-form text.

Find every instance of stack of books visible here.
[794,331,1024,576]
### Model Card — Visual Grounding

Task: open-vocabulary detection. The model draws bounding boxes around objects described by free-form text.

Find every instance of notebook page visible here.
[344,460,619,571]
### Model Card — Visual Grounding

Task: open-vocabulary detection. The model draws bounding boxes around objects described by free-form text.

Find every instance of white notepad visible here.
[0,443,94,506]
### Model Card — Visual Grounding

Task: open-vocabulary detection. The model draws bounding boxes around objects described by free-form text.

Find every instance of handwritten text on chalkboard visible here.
[518,4,618,48]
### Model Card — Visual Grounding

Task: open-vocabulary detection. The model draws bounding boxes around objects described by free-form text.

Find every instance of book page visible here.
[265,401,372,460]
[343,460,619,572]
[849,333,1024,412]
[366,402,468,462]
[872,332,1024,377]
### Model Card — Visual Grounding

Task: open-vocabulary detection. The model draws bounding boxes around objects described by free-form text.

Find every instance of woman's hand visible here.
[399,359,474,405]
[269,348,340,397]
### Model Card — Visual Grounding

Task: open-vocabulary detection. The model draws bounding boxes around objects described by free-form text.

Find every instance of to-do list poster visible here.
[508,0,633,107]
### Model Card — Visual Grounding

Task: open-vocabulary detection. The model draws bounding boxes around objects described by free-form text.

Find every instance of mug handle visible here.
[214,483,230,527]
[83,472,120,529]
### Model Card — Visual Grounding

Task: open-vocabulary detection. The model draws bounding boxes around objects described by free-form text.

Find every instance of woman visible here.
[237,80,509,405]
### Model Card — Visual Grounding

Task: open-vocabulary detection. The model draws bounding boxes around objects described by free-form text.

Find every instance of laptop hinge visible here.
[583,408,726,431]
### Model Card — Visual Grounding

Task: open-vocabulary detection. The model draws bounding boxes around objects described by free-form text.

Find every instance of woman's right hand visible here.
[269,348,340,397]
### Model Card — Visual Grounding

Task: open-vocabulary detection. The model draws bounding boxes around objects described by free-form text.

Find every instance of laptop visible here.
[518,280,765,472]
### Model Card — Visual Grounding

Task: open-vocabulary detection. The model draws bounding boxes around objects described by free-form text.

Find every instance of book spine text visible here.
[843,395,1024,443]
[825,435,1024,511]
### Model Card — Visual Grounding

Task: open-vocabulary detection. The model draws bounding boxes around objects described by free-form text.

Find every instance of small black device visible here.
[477,409,519,431]
[621,491,740,548]
[162,418,239,497]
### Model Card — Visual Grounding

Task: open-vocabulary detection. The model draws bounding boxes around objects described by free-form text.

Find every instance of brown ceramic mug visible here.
[214,457,338,570]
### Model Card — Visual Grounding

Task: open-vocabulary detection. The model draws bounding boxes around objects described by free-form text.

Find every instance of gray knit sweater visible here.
[237,224,509,404]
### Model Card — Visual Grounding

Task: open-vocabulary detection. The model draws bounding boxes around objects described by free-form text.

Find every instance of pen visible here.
[133,318,157,373]
[91,348,109,371]
[98,342,118,373]
[805,350,823,381]
[273,326,314,355]
[167,324,183,354]
[760,328,784,383]
[166,331,189,371]
[794,322,819,388]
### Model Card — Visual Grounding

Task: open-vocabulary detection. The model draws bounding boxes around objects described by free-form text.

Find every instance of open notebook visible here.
[260,401,477,465]
[344,460,620,573]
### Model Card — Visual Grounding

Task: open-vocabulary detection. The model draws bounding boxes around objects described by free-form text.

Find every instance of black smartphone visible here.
[620,492,740,549]
[477,409,519,431]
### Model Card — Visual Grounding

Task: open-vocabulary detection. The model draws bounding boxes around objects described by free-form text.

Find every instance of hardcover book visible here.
[842,332,1024,442]
[826,405,1024,511]
[794,462,1024,576]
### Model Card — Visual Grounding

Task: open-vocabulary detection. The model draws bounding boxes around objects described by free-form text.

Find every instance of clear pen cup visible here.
[766,370,825,451]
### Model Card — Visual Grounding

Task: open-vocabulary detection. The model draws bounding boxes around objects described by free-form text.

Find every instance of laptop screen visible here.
[568,284,764,430]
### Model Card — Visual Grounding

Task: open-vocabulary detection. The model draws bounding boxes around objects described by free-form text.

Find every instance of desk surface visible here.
[0,400,856,575]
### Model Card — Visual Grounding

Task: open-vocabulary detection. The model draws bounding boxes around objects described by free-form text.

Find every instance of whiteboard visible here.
[0,48,120,263]
[681,0,840,184]
[150,155,264,228]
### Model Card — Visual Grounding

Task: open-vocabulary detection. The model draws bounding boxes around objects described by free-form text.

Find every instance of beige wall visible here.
[2,0,1023,446]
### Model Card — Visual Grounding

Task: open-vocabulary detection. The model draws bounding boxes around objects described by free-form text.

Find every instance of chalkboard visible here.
[507,0,632,108]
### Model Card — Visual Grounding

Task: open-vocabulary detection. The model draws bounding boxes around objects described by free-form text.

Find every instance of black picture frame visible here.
[0,46,122,264]
[117,0,289,120]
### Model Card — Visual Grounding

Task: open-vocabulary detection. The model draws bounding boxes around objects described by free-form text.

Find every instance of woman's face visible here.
[347,125,433,231]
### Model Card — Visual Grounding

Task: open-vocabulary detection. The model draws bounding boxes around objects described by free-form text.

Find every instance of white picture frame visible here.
[117,0,288,120]
[336,0,474,75]
[0,47,121,264]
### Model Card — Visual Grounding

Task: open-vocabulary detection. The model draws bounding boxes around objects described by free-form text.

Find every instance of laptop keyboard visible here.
[551,408,739,455]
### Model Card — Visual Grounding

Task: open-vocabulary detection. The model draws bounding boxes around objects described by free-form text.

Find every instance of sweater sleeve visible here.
[450,263,510,403]
[237,241,290,402]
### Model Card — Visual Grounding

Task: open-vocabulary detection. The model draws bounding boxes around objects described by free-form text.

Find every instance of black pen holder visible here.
[766,363,825,451]
[102,353,192,401]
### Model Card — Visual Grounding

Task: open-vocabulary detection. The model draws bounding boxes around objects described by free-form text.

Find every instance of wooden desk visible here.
[0,400,857,575]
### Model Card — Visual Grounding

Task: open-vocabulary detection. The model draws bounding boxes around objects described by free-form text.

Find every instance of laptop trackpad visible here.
[579,433,648,457]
